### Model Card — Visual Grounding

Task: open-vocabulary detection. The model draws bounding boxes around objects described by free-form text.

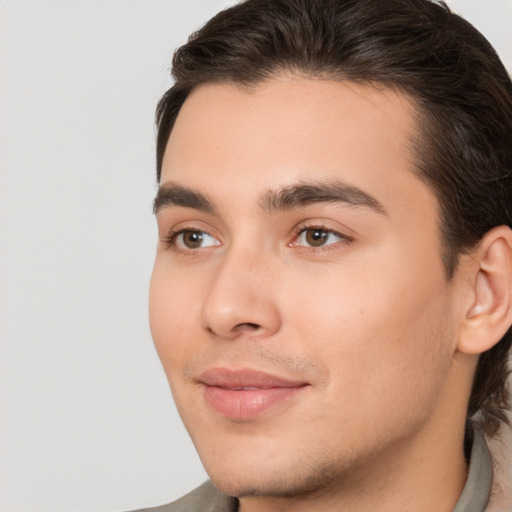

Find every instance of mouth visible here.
[198,367,309,420]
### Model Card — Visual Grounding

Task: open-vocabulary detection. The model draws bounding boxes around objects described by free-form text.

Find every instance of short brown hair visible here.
[155,0,512,436]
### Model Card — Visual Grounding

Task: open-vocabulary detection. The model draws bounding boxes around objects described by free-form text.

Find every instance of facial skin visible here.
[150,78,478,511]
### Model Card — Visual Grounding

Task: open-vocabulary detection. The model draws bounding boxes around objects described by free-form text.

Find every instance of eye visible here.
[169,229,220,250]
[294,227,346,248]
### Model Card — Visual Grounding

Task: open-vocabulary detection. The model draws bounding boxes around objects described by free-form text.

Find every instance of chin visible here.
[201,449,353,500]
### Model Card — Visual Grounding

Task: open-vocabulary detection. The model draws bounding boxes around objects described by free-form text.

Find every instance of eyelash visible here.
[291,224,353,252]
[163,227,212,252]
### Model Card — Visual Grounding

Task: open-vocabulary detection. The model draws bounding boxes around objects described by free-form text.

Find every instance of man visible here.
[141,0,512,510]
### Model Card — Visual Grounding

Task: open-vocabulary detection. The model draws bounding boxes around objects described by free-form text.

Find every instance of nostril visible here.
[206,322,261,337]
[235,322,260,331]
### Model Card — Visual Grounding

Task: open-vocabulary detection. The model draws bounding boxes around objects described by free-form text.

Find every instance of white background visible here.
[1,1,511,511]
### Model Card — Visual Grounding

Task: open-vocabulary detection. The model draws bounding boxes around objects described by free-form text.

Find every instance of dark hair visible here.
[155,0,512,436]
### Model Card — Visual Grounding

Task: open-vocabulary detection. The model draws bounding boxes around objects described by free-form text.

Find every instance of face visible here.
[150,78,462,499]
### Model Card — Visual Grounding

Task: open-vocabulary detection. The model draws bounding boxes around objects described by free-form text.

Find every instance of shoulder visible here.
[130,481,238,512]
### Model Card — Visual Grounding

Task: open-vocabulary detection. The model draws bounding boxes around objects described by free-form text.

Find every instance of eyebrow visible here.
[260,180,386,215]
[153,182,215,214]
[153,179,386,216]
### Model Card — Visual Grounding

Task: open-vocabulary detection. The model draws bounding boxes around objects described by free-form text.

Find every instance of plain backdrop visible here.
[0,1,511,511]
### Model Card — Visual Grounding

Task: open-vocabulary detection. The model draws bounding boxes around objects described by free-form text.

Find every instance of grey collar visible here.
[453,425,493,512]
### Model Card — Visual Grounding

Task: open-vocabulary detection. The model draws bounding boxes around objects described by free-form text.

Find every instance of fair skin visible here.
[149,77,512,512]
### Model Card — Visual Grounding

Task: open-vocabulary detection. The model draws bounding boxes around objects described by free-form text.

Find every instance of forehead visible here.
[161,77,435,221]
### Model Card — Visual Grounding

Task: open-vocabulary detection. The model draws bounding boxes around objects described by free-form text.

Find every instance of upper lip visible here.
[198,367,308,389]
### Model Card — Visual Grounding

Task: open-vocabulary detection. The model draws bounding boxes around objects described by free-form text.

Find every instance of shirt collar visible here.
[452,424,492,512]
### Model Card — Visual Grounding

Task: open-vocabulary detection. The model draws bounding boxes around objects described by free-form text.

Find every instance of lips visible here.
[198,368,308,420]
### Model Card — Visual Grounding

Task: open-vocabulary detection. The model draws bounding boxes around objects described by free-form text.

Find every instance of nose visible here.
[200,246,281,340]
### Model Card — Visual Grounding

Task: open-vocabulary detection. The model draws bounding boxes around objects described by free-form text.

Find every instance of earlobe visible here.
[458,226,512,355]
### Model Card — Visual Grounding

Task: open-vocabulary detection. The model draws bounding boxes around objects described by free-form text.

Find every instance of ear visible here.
[457,226,512,355]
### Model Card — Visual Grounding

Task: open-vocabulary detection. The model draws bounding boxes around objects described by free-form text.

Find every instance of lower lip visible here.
[203,385,306,420]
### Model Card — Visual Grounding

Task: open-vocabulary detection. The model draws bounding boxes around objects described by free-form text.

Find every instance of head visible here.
[149,0,512,500]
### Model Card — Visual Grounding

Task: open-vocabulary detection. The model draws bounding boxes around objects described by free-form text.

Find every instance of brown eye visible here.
[173,230,220,250]
[182,230,204,249]
[305,228,329,247]
[296,227,345,248]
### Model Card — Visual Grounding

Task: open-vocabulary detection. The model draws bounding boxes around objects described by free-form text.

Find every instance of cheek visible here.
[283,253,454,415]
[149,259,202,377]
